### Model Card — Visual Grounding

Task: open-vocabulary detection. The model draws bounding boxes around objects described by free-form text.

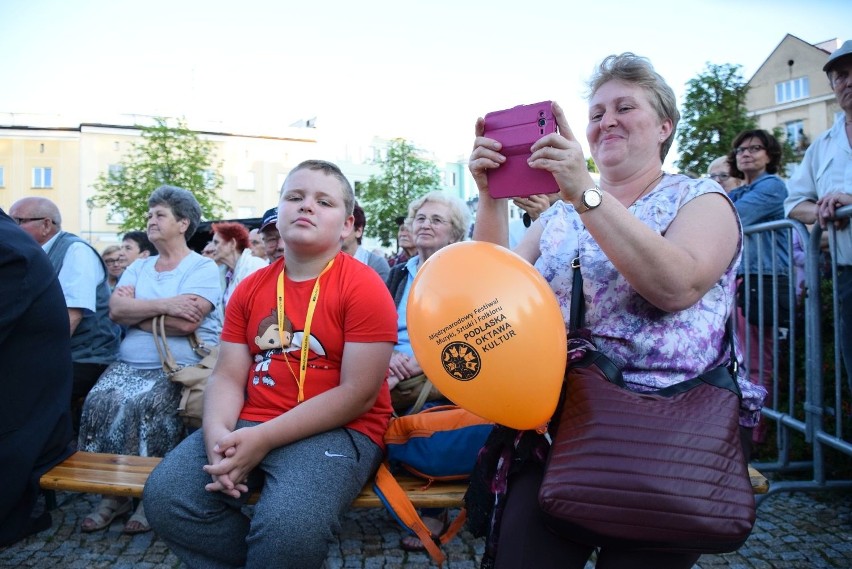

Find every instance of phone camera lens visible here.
[538,118,546,127]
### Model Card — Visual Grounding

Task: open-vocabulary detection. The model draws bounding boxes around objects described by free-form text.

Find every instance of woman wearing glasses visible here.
[384,190,472,551]
[726,129,789,447]
[707,155,741,193]
[100,245,125,292]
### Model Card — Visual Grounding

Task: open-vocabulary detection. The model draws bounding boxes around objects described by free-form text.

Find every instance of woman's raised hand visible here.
[528,102,595,203]
[468,117,505,195]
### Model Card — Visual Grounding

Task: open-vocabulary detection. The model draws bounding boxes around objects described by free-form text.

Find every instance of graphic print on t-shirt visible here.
[251,307,325,387]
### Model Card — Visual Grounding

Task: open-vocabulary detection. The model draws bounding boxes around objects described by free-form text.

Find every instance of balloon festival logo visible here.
[440,341,481,381]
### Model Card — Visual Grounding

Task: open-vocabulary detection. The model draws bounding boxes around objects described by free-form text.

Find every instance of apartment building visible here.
[0,114,472,252]
[746,34,844,165]
[0,115,323,250]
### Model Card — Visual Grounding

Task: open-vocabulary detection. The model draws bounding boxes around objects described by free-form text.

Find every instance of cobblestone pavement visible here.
[2,488,851,568]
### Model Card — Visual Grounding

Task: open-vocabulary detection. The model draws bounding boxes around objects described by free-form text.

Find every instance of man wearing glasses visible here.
[786,40,852,389]
[8,197,120,436]
[259,207,285,262]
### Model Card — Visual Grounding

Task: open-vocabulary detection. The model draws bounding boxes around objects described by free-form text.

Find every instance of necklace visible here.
[625,172,664,208]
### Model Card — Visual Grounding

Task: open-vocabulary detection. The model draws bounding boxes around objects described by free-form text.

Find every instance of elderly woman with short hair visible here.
[706,156,742,193]
[386,191,471,389]
[384,190,471,551]
[78,185,222,535]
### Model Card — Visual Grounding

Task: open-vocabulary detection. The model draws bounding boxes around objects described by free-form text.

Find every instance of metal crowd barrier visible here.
[743,206,852,504]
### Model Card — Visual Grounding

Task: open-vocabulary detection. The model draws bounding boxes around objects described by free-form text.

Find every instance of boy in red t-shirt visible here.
[144,160,398,568]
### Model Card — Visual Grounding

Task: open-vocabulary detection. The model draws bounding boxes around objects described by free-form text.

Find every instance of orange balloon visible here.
[408,241,567,430]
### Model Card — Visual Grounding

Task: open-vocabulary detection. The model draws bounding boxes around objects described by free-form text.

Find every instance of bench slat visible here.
[40,452,468,508]
[41,452,767,509]
[749,466,769,494]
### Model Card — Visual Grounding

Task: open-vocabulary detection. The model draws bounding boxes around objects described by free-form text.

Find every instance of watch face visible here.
[584,188,602,208]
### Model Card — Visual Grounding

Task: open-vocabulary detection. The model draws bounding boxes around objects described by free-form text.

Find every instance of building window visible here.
[785,120,806,151]
[108,164,123,182]
[0,166,5,187]
[237,171,255,191]
[775,77,809,104]
[202,169,217,189]
[107,209,126,225]
[32,167,53,188]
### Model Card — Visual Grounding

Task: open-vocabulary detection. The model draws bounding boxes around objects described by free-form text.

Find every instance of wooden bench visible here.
[41,452,768,511]
[40,451,469,509]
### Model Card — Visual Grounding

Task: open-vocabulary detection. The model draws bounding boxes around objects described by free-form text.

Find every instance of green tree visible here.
[676,63,756,177]
[92,117,228,232]
[772,126,797,177]
[359,139,441,247]
[586,157,598,173]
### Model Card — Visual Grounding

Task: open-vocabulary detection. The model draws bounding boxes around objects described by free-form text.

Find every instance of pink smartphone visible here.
[483,101,560,199]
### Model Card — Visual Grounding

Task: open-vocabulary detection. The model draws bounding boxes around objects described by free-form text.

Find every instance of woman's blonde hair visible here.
[587,53,680,162]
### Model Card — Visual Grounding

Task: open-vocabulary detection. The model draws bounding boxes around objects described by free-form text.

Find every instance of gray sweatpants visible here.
[143,421,383,569]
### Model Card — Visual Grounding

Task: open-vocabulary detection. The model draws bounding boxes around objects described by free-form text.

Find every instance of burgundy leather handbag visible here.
[537,259,755,553]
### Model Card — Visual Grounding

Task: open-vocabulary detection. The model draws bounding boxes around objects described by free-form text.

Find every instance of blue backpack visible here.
[373,405,493,566]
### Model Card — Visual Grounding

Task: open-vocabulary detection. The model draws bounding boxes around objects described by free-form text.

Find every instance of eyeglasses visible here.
[734,145,765,155]
[708,173,731,182]
[13,216,53,225]
[103,258,123,266]
[413,214,449,227]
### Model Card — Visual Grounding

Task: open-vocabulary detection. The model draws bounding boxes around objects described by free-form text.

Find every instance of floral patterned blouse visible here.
[535,173,766,427]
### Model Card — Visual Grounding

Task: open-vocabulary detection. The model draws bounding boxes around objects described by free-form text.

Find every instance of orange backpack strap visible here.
[373,462,447,566]
[440,507,467,544]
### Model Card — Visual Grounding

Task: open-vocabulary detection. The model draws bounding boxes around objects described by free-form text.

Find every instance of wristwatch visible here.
[576,186,603,214]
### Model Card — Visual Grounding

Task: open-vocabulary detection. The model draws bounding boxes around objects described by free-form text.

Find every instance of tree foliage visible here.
[92,117,228,233]
[676,63,756,177]
[771,126,798,177]
[586,157,598,173]
[359,139,441,247]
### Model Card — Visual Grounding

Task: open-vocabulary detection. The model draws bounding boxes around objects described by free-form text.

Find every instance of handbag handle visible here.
[409,378,436,415]
[187,330,212,358]
[152,315,180,374]
[152,315,207,372]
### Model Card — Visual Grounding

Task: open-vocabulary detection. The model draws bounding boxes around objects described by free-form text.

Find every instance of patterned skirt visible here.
[78,362,186,457]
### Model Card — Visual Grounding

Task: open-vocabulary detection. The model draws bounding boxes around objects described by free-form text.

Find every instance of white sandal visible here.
[81,496,131,532]
[122,501,151,535]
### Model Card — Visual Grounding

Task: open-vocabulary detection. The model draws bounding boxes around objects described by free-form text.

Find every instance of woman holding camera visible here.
[468,53,766,568]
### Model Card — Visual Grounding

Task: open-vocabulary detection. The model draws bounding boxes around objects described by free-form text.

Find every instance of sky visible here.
[1,0,850,168]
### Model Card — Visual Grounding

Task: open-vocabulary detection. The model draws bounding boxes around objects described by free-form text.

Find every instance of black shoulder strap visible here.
[570,254,740,398]
[569,256,584,331]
